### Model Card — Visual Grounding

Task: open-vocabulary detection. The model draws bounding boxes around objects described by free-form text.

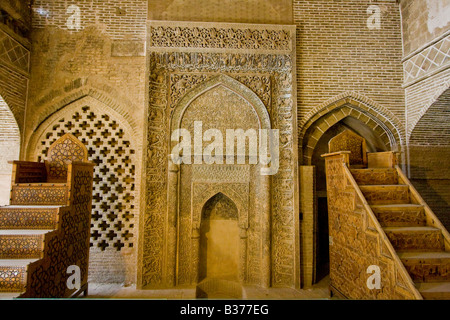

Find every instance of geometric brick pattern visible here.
[37,105,136,251]
[0,31,29,73]
[403,35,450,86]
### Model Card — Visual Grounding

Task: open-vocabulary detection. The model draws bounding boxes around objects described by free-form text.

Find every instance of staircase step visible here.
[10,184,68,206]
[371,204,426,227]
[415,282,450,300]
[384,227,445,252]
[0,206,59,230]
[0,230,51,259]
[351,168,398,185]
[398,251,450,283]
[0,259,38,293]
[360,185,410,205]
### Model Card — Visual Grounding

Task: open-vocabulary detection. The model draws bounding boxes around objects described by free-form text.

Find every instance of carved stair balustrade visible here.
[323,146,450,299]
[0,133,94,298]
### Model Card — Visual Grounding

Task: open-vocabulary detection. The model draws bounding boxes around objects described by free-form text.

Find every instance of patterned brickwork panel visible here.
[46,133,88,182]
[0,30,30,73]
[37,106,136,251]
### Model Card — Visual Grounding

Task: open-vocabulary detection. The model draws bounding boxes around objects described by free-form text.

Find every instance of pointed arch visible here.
[299,92,405,165]
[170,74,271,150]
[192,183,249,231]
[408,80,450,144]
[201,192,239,220]
[25,95,137,161]
[27,79,140,140]
[0,94,21,205]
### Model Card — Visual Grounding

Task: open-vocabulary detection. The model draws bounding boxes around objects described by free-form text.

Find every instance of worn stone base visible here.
[84,277,334,300]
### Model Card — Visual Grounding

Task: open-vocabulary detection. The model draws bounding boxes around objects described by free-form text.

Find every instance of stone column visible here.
[166,157,179,286]
[239,228,248,283]
[191,227,201,284]
[260,165,272,288]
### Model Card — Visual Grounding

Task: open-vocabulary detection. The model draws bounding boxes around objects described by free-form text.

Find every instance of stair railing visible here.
[342,160,422,300]
[395,166,450,251]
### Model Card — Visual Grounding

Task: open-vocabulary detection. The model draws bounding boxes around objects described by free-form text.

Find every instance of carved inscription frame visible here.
[140,21,299,290]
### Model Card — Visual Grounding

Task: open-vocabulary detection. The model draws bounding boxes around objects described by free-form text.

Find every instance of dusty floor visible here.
[84,275,335,300]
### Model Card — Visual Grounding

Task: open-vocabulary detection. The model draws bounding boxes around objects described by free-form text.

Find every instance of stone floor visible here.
[0,275,336,300]
[84,275,335,300]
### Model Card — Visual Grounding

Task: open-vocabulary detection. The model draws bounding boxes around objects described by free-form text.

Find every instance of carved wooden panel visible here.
[324,153,418,299]
[0,234,44,259]
[10,185,69,206]
[0,264,27,292]
[45,133,88,182]
[19,163,94,298]
[329,130,367,166]
[0,207,59,230]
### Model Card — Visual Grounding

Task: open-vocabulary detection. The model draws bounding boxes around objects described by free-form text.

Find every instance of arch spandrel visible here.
[170,74,271,150]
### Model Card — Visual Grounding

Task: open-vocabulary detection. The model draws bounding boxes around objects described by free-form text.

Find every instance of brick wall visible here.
[399,0,450,232]
[26,0,148,285]
[148,0,293,24]
[32,0,147,40]
[399,0,450,57]
[0,1,30,204]
[409,146,450,230]
[0,97,20,205]
[293,0,405,126]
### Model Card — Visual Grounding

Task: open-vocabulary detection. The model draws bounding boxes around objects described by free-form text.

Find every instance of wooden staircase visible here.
[0,206,58,296]
[0,133,94,298]
[350,165,450,299]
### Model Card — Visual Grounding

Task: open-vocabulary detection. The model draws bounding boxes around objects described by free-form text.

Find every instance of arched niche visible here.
[170,74,272,151]
[300,93,404,166]
[199,192,240,282]
[165,74,272,288]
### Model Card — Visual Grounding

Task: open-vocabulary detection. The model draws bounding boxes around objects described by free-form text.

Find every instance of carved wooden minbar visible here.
[322,131,450,300]
[0,133,94,298]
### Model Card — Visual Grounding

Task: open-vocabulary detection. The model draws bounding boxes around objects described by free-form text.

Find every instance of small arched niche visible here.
[199,192,239,283]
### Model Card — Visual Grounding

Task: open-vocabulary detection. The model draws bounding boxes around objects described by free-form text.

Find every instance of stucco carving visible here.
[142,21,298,290]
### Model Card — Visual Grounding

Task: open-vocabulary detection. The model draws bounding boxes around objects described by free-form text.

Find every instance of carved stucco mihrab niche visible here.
[142,21,299,291]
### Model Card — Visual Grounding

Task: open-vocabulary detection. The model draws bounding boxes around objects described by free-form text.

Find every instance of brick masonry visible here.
[399,0,450,231]
[293,0,406,128]
[24,0,148,285]
[0,0,447,287]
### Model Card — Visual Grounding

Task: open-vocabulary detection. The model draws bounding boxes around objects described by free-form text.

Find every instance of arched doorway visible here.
[0,95,20,205]
[310,117,389,282]
[299,94,404,287]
